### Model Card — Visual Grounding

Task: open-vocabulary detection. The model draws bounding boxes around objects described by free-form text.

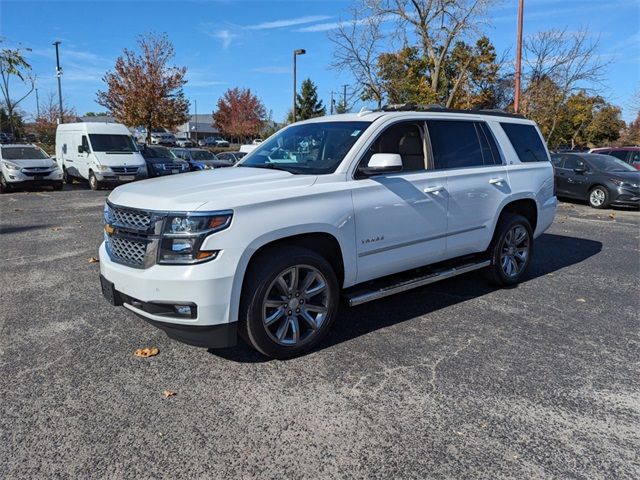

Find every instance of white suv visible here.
[1,143,63,193]
[99,107,556,358]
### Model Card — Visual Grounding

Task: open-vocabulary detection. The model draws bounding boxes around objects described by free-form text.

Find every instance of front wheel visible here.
[88,171,99,191]
[0,173,10,193]
[63,167,73,184]
[240,247,339,359]
[588,186,609,209]
[53,181,64,191]
[485,213,533,286]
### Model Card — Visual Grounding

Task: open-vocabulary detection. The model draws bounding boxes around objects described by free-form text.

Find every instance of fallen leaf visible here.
[134,347,159,358]
[14,208,23,212]
[88,257,99,263]
[576,298,586,303]
[608,212,616,219]
[162,390,176,398]
[50,227,62,231]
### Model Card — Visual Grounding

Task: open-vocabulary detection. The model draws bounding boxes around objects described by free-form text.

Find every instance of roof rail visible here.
[377,103,525,119]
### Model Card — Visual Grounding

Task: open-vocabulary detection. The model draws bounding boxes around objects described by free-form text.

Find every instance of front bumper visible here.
[3,169,62,184]
[98,242,238,348]
[611,187,640,207]
[94,171,147,183]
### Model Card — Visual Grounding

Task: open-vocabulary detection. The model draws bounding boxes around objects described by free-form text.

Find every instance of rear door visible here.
[427,119,510,258]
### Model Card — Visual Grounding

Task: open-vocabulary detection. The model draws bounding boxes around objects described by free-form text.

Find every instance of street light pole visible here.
[53,41,64,123]
[292,49,306,122]
[35,87,40,118]
[194,99,198,143]
[514,0,524,113]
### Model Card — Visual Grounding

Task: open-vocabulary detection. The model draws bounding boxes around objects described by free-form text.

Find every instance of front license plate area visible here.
[100,275,122,306]
[119,175,135,181]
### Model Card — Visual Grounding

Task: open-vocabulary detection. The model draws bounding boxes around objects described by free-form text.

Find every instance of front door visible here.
[557,154,588,198]
[351,121,448,283]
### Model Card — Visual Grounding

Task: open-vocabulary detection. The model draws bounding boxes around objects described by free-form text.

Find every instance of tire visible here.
[588,185,609,209]
[89,171,99,191]
[484,213,533,286]
[0,173,10,193]
[239,246,339,359]
[53,181,64,191]
[63,167,73,185]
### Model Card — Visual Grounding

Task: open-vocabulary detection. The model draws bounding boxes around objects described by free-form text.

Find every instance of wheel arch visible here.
[228,227,350,325]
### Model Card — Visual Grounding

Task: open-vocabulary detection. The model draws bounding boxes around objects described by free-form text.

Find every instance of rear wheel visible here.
[485,213,533,286]
[588,186,609,209]
[88,171,99,191]
[240,247,339,359]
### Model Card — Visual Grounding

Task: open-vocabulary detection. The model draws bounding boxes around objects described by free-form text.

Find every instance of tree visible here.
[0,105,25,137]
[34,93,77,145]
[213,87,266,142]
[292,78,325,121]
[521,28,607,143]
[84,111,109,117]
[96,33,189,143]
[618,114,640,146]
[330,6,386,107]
[0,41,34,136]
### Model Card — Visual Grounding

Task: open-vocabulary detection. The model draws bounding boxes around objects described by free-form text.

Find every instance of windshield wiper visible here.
[242,163,295,173]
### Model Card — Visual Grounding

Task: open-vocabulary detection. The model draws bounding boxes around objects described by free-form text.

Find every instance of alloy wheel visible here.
[589,188,606,207]
[499,224,530,278]
[261,264,330,346]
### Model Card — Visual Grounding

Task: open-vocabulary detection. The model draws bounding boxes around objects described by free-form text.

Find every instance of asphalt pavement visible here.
[1,186,639,479]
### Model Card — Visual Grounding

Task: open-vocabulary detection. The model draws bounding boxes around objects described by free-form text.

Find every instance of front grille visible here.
[111,166,139,174]
[161,163,187,171]
[108,205,152,230]
[22,167,53,176]
[108,236,147,267]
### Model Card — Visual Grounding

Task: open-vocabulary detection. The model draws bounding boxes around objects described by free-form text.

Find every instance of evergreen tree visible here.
[295,79,325,121]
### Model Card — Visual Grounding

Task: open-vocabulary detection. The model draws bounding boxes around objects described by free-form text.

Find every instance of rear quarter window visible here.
[500,123,549,163]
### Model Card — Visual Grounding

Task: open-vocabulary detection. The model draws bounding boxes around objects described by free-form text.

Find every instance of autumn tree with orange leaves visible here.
[97,33,189,143]
[213,88,266,143]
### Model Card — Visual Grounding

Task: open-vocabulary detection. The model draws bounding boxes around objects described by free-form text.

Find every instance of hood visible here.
[4,158,55,168]
[94,151,145,167]
[108,166,317,211]
[608,170,640,184]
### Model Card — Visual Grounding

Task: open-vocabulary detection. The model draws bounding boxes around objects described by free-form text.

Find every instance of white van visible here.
[55,123,147,190]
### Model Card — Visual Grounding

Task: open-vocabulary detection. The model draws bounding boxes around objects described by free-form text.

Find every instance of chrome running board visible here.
[345,259,491,307]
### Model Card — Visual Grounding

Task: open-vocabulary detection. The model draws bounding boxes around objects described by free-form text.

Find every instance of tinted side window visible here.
[360,121,426,174]
[500,123,549,162]
[476,122,502,165]
[562,156,585,171]
[629,151,640,166]
[609,150,629,161]
[550,154,563,167]
[81,135,90,152]
[427,120,484,169]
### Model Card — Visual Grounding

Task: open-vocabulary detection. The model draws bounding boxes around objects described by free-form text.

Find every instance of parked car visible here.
[199,136,230,148]
[171,148,234,170]
[551,152,640,208]
[252,139,263,145]
[589,147,640,170]
[215,151,247,163]
[99,106,557,358]
[55,122,147,190]
[0,132,13,144]
[175,138,194,148]
[0,143,63,193]
[150,131,177,146]
[139,145,190,177]
[239,144,257,154]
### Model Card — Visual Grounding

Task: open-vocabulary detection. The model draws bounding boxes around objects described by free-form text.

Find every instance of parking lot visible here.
[1,187,638,479]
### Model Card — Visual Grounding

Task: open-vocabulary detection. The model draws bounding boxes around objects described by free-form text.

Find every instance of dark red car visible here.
[589,147,640,170]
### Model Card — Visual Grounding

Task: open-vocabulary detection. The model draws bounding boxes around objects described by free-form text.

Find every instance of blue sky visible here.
[1,0,639,123]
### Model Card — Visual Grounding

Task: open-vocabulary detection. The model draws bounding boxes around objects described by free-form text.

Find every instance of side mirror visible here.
[361,153,403,175]
[77,145,84,154]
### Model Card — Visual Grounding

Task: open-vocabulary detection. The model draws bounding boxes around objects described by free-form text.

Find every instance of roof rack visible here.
[378,103,525,119]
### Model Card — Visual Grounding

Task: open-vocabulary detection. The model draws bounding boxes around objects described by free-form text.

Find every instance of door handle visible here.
[423,185,444,194]
[489,177,505,185]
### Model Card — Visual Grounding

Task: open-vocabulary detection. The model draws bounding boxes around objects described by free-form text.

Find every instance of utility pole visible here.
[194,99,198,143]
[292,49,306,122]
[53,41,64,123]
[35,88,40,118]
[342,84,348,112]
[330,91,335,115]
[514,0,524,113]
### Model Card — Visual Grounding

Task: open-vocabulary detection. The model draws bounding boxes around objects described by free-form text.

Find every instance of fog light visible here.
[174,305,193,316]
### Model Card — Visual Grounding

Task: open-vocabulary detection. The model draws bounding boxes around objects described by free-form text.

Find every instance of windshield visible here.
[89,134,137,152]
[585,154,636,172]
[1,146,49,160]
[191,150,217,160]
[240,121,370,174]
[141,146,175,159]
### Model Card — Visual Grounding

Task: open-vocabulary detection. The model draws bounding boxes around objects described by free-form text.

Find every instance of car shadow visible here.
[558,196,639,211]
[211,233,603,363]
[0,224,52,234]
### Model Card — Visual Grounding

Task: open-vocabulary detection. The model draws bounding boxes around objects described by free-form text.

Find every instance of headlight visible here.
[50,162,59,171]
[611,179,639,189]
[158,212,232,264]
[95,164,111,172]
[2,161,21,171]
